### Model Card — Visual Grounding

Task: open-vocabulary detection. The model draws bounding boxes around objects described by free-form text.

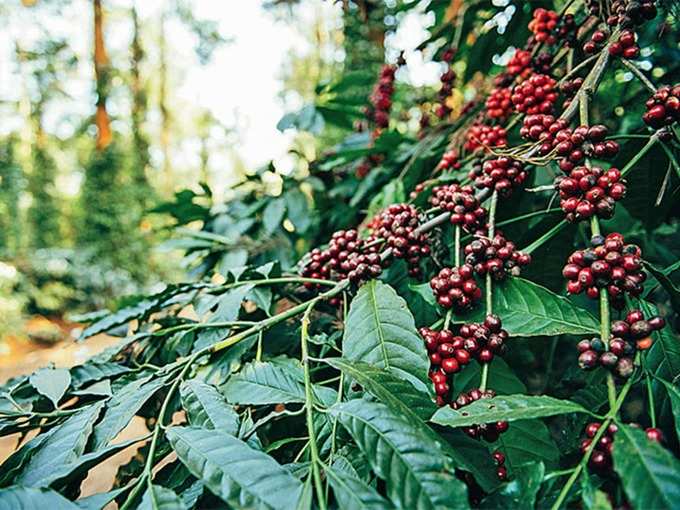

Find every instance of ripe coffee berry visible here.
[464,124,507,153]
[373,204,430,277]
[436,149,463,171]
[452,389,509,442]
[464,230,531,280]
[608,29,640,59]
[642,85,680,129]
[581,422,619,473]
[608,0,657,27]
[485,86,513,121]
[300,229,382,288]
[430,264,481,311]
[469,157,528,198]
[563,233,646,309]
[428,184,487,232]
[511,73,558,115]
[435,58,457,119]
[528,8,559,45]
[457,315,509,363]
[560,77,584,109]
[555,166,626,222]
[368,64,396,129]
[492,450,508,480]
[506,49,532,79]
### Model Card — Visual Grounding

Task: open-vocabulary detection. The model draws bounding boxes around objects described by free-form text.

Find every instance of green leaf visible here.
[613,424,680,510]
[343,280,430,393]
[15,403,104,487]
[581,471,612,510]
[497,419,560,471]
[327,463,394,510]
[324,358,436,420]
[222,361,336,406]
[641,299,680,391]
[91,375,167,450]
[180,379,239,434]
[167,426,304,509]
[74,488,126,510]
[0,486,78,509]
[29,368,71,408]
[329,399,470,510]
[431,395,589,428]
[482,462,545,510]
[454,278,599,336]
[70,362,130,389]
[658,379,680,441]
[263,198,286,233]
[452,358,527,395]
[139,484,186,510]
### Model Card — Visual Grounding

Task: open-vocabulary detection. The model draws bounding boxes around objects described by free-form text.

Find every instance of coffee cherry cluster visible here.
[555,166,626,222]
[430,264,481,311]
[458,316,509,363]
[485,86,513,121]
[562,233,646,309]
[428,184,487,232]
[373,204,430,278]
[528,8,559,45]
[301,229,382,287]
[511,73,558,115]
[464,124,508,153]
[577,309,665,378]
[469,157,528,197]
[435,61,457,119]
[521,117,620,172]
[452,389,510,441]
[464,231,531,280]
[492,451,508,481]
[608,29,640,59]
[559,77,585,109]
[506,49,532,79]
[643,85,680,129]
[608,0,657,27]
[436,149,463,171]
[581,421,663,474]
[367,64,396,130]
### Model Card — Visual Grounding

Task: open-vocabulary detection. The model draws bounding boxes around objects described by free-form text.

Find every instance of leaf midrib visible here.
[367,282,391,370]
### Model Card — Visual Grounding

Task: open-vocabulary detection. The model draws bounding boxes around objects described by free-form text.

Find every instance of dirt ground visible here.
[0,318,150,501]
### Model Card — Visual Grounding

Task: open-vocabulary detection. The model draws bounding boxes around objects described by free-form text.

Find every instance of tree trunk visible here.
[94,0,112,151]
[130,4,151,200]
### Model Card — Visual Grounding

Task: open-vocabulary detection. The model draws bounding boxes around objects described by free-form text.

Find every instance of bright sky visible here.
[0,0,440,192]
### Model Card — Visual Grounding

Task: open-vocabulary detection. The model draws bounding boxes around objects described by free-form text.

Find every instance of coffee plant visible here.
[2,1,680,508]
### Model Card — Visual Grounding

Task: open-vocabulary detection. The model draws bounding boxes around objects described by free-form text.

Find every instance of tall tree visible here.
[93,0,112,151]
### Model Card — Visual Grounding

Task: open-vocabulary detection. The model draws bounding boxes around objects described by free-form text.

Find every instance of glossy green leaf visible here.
[343,280,430,393]
[222,360,336,406]
[74,488,127,510]
[263,198,286,233]
[70,362,130,389]
[0,486,77,509]
[91,375,167,450]
[139,484,187,510]
[327,463,394,510]
[330,399,470,510]
[432,395,589,428]
[452,358,527,395]
[180,379,239,434]
[15,403,104,487]
[613,424,680,510]
[167,426,304,509]
[29,368,71,408]
[658,379,680,441]
[324,358,436,420]
[497,419,560,471]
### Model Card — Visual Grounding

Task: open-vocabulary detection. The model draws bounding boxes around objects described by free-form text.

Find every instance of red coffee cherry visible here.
[464,230,531,280]
[528,8,559,45]
[563,233,646,309]
[643,85,680,129]
[511,73,559,115]
[428,183,487,232]
[430,264,481,311]
[464,124,508,153]
[372,204,430,278]
[470,157,528,198]
[436,149,463,171]
[555,166,626,222]
[485,86,514,121]
[452,388,509,441]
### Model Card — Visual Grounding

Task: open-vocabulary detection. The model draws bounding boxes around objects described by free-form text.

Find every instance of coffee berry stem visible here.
[454,225,461,267]
[480,191,499,393]
[551,353,639,510]
[642,357,657,428]
[620,58,657,93]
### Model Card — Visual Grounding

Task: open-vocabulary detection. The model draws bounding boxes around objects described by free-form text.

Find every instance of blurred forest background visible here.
[0,0,413,345]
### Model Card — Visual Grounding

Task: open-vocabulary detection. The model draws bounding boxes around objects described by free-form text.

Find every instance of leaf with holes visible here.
[167,426,303,509]
[329,399,469,510]
[613,424,680,510]
[343,280,430,393]
[431,395,589,428]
